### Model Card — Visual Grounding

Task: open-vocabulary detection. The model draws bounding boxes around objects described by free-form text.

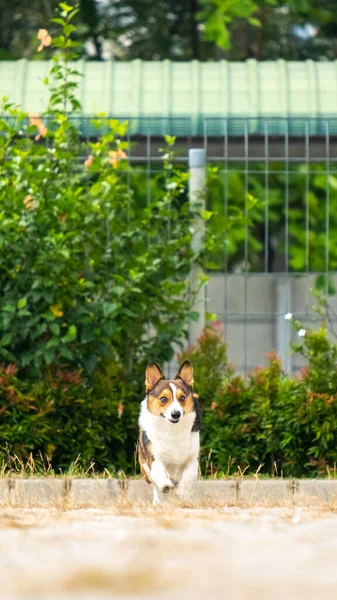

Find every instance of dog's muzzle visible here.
[169,409,181,424]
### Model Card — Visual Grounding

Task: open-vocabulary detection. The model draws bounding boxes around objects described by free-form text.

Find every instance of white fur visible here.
[139,398,200,504]
[161,382,183,420]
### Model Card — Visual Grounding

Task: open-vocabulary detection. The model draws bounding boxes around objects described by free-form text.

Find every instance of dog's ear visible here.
[145,362,164,392]
[175,360,194,388]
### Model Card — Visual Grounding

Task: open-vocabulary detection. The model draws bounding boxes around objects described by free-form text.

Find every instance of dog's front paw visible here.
[160,483,174,494]
[176,482,192,502]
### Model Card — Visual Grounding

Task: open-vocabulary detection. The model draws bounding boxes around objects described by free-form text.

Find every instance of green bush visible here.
[0,363,140,474]
[2,306,337,477]
[181,314,337,479]
[2,3,337,478]
[0,3,238,474]
[0,4,220,379]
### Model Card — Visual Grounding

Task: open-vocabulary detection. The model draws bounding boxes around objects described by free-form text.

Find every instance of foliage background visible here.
[1,2,337,479]
[181,316,337,479]
[1,0,337,61]
[206,164,337,276]
[0,4,211,474]
[4,314,337,479]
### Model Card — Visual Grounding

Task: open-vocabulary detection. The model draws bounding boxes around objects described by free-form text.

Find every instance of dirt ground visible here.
[1,506,337,600]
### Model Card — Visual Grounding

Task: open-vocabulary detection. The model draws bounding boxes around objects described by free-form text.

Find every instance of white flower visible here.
[284,312,293,321]
[298,329,306,337]
[162,153,170,160]
[166,182,177,191]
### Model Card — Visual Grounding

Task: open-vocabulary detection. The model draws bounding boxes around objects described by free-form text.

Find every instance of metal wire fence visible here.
[201,117,337,374]
[113,115,337,374]
[5,114,337,374]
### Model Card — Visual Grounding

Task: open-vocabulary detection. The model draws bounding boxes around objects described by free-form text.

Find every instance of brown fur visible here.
[147,380,194,417]
[138,360,200,485]
[138,429,154,484]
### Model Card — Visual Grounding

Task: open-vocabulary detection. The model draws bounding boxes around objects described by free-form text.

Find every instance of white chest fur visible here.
[139,399,199,468]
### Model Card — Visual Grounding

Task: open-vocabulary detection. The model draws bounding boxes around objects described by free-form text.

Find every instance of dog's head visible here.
[145,360,194,424]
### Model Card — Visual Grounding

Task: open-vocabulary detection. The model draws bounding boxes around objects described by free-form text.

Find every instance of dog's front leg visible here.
[150,460,174,502]
[176,455,199,501]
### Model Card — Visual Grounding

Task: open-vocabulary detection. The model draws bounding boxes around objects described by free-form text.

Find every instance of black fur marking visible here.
[191,394,202,432]
[161,484,174,494]
[138,429,153,464]
[142,430,151,448]
[138,428,154,484]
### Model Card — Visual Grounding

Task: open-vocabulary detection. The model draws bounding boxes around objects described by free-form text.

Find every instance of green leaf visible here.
[17,309,32,317]
[64,24,76,37]
[50,323,60,336]
[0,348,16,362]
[60,347,73,360]
[68,8,80,21]
[103,322,116,336]
[112,286,125,297]
[0,333,12,347]
[21,352,33,367]
[3,304,16,313]
[46,337,60,349]
[50,17,66,26]
[61,325,77,343]
[189,311,200,322]
[315,275,336,295]
[41,312,55,322]
[59,2,73,12]
[248,17,261,27]
[83,354,98,374]
[164,135,176,146]
[102,302,118,317]
[17,297,27,310]
[201,210,213,221]
[42,289,55,303]
[44,349,56,365]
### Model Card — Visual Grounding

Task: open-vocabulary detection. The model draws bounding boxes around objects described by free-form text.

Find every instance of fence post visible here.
[189,148,206,344]
[275,277,293,373]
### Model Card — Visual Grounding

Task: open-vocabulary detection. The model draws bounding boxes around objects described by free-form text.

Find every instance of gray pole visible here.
[275,277,293,373]
[189,148,206,344]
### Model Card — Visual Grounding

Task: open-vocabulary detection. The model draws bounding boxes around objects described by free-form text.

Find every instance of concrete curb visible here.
[2,478,337,507]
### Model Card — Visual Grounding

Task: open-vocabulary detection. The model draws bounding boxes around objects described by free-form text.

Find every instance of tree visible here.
[99,0,337,61]
[0,0,337,61]
[105,0,204,60]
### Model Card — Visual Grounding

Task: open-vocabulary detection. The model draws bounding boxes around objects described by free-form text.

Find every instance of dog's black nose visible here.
[171,410,181,420]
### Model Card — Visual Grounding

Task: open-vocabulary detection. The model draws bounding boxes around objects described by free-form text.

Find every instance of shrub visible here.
[0,3,234,474]
[0,364,52,466]
[179,321,231,405]
[182,310,337,479]
[2,3,337,478]
[0,4,218,380]
[0,363,141,474]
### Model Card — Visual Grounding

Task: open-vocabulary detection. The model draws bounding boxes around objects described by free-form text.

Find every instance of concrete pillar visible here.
[189,149,206,344]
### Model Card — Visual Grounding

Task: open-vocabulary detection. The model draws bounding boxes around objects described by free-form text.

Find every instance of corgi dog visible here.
[138,360,201,504]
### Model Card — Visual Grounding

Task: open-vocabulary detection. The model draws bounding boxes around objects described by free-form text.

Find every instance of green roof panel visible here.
[1,58,337,136]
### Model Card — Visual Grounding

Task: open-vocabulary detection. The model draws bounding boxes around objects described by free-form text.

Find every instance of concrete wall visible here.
[203,272,337,374]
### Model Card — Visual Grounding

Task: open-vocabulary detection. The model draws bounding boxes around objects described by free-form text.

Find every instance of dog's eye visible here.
[160,397,168,404]
[179,396,186,403]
